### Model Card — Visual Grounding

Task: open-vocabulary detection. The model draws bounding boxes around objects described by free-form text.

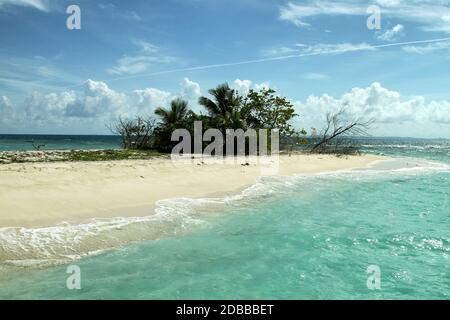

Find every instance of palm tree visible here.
[154,98,189,125]
[198,83,241,130]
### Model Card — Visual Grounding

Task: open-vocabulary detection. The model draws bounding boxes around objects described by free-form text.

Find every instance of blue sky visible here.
[0,0,450,137]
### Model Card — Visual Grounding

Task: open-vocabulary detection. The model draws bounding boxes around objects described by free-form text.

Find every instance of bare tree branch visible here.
[107,116,156,150]
[310,108,374,154]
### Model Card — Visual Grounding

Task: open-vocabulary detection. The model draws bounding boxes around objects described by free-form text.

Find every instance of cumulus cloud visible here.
[254,82,271,92]
[377,24,405,41]
[176,78,201,112]
[25,90,78,123]
[8,78,206,131]
[20,80,130,128]
[233,79,253,95]
[4,80,450,137]
[133,87,173,115]
[72,79,128,118]
[295,82,450,135]
[233,79,270,95]
[181,78,201,100]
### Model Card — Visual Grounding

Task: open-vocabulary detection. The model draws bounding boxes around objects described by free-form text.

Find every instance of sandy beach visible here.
[0,154,385,228]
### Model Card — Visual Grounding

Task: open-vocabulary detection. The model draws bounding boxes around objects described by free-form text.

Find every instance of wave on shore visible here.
[1,157,449,269]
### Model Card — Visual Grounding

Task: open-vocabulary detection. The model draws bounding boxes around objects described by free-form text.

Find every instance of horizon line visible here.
[0,133,449,140]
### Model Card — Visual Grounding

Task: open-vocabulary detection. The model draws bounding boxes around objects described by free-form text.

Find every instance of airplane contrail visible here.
[65,37,450,89]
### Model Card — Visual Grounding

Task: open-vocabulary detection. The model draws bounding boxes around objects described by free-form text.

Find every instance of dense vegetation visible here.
[110,83,306,154]
[108,82,372,156]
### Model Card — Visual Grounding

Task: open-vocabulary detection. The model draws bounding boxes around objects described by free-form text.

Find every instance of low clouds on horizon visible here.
[1,79,450,138]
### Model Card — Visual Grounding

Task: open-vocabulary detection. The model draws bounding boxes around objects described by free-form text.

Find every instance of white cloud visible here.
[233,79,253,95]
[301,43,375,54]
[178,78,202,112]
[4,80,450,137]
[16,79,205,129]
[263,46,299,56]
[279,1,366,27]
[233,79,270,95]
[22,80,129,126]
[377,24,405,41]
[0,0,49,12]
[254,82,271,91]
[280,1,450,33]
[295,83,450,136]
[132,78,202,114]
[107,56,155,75]
[14,78,206,131]
[25,91,78,123]
[75,79,128,118]
[107,41,174,75]
[265,42,375,58]
[181,78,201,100]
[133,87,173,115]
[375,0,402,7]
[403,41,450,54]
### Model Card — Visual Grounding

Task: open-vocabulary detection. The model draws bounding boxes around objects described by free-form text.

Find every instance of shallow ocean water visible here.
[0,138,449,299]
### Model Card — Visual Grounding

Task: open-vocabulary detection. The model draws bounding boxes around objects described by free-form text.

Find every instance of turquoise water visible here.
[0,134,122,151]
[0,139,449,299]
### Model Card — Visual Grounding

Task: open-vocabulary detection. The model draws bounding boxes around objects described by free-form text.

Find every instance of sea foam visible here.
[1,157,448,268]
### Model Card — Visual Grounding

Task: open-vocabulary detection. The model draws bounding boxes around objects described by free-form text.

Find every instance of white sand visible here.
[0,154,386,228]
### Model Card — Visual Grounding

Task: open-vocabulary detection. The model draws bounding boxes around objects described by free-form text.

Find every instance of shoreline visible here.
[0,153,386,229]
